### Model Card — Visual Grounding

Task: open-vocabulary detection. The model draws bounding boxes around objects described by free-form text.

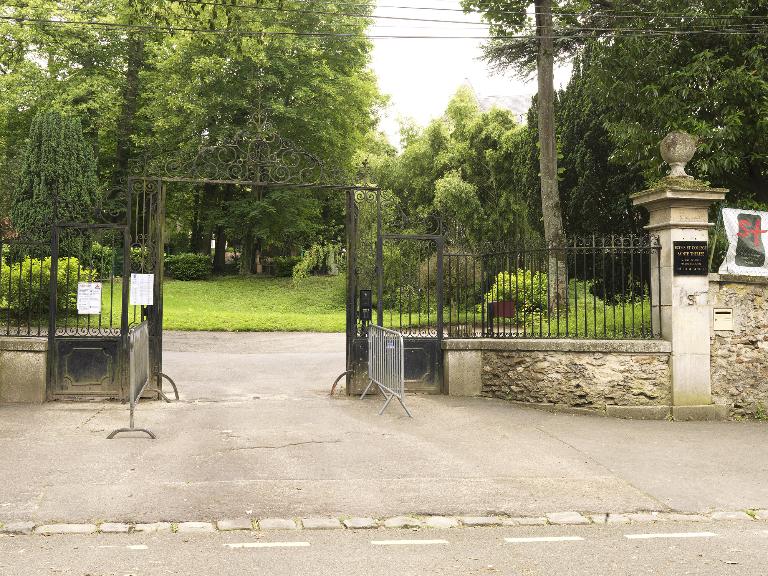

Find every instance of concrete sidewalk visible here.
[0,331,766,524]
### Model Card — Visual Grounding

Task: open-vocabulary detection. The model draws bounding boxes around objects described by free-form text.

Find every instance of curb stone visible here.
[134,523,172,533]
[0,522,35,534]
[507,517,548,526]
[99,523,130,533]
[258,518,298,530]
[546,512,590,525]
[460,517,502,527]
[424,516,460,529]
[177,522,215,534]
[711,511,752,521]
[216,519,253,531]
[5,508,766,536]
[343,518,378,529]
[383,516,423,529]
[302,518,342,530]
[35,524,97,535]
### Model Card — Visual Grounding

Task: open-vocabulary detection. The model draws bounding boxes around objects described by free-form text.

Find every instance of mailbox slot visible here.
[713,308,734,331]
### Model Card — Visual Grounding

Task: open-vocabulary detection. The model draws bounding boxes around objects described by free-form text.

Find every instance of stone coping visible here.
[709,272,768,286]
[0,336,48,352]
[442,338,671,354]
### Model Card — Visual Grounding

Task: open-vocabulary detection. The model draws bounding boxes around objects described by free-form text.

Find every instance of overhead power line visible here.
[1,14,767,40]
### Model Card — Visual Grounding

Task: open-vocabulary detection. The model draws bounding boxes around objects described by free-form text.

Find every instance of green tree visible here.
[12,111,97,240]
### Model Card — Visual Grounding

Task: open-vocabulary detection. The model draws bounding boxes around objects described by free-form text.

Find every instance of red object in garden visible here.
[492,300,516,318]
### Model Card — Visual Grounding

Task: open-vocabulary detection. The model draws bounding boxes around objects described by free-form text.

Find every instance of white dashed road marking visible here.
[504,536,585,543]
[96,545,148,550]
[371,539,449,546]
[624,532,718,540]
[224,542,311,549]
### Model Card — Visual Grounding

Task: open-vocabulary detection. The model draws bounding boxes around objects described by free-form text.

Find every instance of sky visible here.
[368,0,571,146]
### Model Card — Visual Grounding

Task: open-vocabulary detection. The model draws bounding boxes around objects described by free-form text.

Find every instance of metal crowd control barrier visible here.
[360,325,412,417]
[108,322,156,439]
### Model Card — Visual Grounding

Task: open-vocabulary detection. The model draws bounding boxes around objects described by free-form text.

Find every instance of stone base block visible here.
[672,404,729,421]
[606,406,672,420]
[444,350,482,396]
[0,338,48,404]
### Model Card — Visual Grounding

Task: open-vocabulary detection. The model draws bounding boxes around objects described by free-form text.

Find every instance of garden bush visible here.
[0,257,95,313]
[272,255,301,277]
[165,253,212,281]
[292,243,343,284]
[480,269,549,323]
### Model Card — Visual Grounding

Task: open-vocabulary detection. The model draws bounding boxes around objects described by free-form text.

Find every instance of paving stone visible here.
[301,517,342,530]
[258,518,298,530]
[343,517,378,530]
[546,512,590,525]
[178,522,215,533]
[35,524,97,535]
[505,517,548,526]
[754,510,768,520]
[588,514,608,524]
[383,516,423,528]
[134,522,172,533]
[0,522,35,534]
[658,513,709,522]
[627,512,661,523]
[216,518,253,531]
[711,511,752,521]
[99,523,130,533]
[460,516,503,527]
[423,516,460,529]
[606,514,631,524]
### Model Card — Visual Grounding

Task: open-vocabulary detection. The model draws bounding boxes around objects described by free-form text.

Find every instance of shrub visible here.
[292,243,343,284]
[0,257,95,313]
[165,253,212,281]
[480,269,549,323]
[273,255,301,277]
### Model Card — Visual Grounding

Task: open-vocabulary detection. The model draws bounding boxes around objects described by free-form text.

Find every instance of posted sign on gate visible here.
[129,273,154,306]
[77,282,102,315]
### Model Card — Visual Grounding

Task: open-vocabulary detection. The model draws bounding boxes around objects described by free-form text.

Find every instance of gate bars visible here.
[360,324,412,417]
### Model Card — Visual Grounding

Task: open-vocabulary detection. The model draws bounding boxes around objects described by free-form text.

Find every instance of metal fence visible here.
[445,234,661,339]
[361,324,411,416]
[108,321,156,439]
[0,238,49,337]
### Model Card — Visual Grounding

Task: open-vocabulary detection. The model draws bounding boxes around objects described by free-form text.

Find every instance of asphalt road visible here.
[1,521,766,576]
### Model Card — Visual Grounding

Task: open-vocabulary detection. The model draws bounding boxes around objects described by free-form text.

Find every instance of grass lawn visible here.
[162,275,347,332]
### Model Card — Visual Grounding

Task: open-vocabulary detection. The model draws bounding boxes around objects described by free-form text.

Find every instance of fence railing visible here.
[360,324,411,416]
[0,238,50,337]
[445,234,661,340]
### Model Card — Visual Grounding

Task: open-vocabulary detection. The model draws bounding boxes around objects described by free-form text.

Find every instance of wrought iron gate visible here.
[377,234,444,393]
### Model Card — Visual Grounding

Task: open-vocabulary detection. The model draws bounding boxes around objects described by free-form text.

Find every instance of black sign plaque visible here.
[673,241,708,276]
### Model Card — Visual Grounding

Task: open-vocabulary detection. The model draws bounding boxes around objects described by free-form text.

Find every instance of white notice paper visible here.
[77,282,102,315]
[130,273,154,306]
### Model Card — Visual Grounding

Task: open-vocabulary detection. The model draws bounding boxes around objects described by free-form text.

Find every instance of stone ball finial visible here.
[660,131,698,178]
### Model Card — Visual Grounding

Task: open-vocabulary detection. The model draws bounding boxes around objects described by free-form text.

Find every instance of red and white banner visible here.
[719,208,768,276]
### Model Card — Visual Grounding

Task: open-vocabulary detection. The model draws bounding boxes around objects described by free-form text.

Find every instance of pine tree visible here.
[12,111,98,241]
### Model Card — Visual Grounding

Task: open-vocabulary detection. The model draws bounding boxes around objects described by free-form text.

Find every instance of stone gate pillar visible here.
[632,132,727,420]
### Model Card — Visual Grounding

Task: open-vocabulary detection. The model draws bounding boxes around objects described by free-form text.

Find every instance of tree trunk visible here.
[535,0,567,310]
[112,34,144,196]
[213,225,226,273]
[240,232,254,275]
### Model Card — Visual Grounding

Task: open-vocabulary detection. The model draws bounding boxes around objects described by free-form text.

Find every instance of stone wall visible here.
[483,350,671,408]
[444,339,672,417]
[709,274,768,418]
[0,337,48,403]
